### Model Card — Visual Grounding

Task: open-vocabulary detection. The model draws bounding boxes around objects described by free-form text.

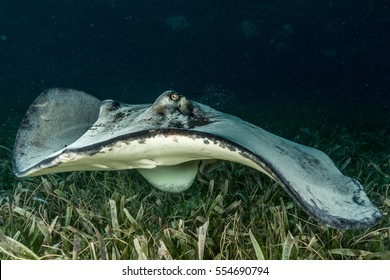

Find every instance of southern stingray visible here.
[12,88,382,229]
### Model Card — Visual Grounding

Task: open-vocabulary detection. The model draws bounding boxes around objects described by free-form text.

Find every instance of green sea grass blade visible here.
[198,219,209,260]
[282,231,295,260]
[249,229,265,260]
[0,235,39,260]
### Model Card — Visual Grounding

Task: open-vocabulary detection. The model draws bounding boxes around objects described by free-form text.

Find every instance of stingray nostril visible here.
[169,92,180,102]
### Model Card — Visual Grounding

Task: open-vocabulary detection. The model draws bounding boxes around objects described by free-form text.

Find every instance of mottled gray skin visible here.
[12,88,101,175]
[13,89,383,229]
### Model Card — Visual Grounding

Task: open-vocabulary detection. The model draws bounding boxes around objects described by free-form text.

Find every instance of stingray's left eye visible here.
[169,92,180,102]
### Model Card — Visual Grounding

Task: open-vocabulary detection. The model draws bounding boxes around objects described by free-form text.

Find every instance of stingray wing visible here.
[191,111,383,229]
[13,89,382,229]
[12,88,102,176]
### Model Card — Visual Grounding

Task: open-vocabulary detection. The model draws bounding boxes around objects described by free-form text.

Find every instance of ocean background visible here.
[0,0,390,261]
[0,0,389,185]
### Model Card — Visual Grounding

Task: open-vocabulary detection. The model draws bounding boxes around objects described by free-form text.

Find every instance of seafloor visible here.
[0,89,389,260]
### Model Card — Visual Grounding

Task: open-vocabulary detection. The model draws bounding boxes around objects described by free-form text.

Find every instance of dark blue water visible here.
[1,0,389,106]
[0,1,389,191]
[0,1,388,237]
[0,0,388,157]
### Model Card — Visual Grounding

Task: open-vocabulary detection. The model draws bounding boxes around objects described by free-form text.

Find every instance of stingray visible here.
[13,88,382,229]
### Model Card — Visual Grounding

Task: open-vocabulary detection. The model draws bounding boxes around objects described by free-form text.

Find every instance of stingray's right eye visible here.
[169,92,180,102]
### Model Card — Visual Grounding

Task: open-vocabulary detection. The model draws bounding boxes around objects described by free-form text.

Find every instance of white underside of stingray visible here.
[12,88,382,229]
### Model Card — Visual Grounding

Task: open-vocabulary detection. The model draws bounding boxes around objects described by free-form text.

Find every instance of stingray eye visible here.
[169,92,180,102]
